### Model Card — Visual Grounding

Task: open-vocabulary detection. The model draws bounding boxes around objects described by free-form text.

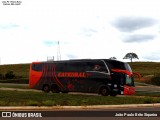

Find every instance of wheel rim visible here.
[102,89,107,95]
[43,85,49,92]
[100,87,109,96]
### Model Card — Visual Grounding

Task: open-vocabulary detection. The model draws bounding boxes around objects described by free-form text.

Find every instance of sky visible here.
[0,0,160,64]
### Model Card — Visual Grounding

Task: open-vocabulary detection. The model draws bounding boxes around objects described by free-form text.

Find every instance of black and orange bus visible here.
[29,59,138,96]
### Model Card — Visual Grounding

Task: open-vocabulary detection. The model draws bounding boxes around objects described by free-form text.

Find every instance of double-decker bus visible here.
[29,59,138,96]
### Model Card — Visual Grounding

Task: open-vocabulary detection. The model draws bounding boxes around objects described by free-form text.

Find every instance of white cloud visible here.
[0,0,160,64]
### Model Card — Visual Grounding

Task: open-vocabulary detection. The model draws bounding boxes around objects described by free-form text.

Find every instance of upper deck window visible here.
[86,61,108,73]
[56,60,108,73]
[106,60,126,70]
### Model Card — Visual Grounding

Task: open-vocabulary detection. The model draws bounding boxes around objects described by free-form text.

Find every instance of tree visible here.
[123,52,139,62]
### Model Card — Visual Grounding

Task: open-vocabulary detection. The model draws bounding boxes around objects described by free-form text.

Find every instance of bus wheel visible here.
[51,85,59,93]
[43,85,50,93]
[99,86,110,96]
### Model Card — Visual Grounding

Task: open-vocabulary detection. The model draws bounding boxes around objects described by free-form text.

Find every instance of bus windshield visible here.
[106,60,134,86]
[125,63,134,86]
[124,63,132,72]
[106,60,131,71]
[126,74,134,86]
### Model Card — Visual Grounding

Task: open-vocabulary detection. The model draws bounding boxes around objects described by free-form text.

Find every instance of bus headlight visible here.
[114,84,117,88]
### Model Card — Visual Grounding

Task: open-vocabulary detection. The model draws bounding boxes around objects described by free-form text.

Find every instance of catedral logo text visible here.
[58,72,86,78]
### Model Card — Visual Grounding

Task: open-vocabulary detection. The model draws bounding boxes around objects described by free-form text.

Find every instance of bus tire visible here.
[51,84,59,93]
[43,84,50,93]
[99,86,110,96]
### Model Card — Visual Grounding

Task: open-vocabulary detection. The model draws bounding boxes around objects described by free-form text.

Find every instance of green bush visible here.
[0,70,28,84]
[5,71,15,79]
[150,76,160,86]
[0,73,4,79]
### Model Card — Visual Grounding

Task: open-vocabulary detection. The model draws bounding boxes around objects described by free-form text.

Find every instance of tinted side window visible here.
[55,61,108,72]
[106,61,125,70]
[32,63,43,71]
[56,63,67,71]
[86,61,108,72]
[56,62,86,72]
[66,62,86,72]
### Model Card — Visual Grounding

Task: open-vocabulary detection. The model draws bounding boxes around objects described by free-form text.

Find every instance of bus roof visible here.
[31,59,125,64]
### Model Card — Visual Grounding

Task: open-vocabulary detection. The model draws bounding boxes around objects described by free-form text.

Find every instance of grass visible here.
[129,62,160,76]
[0,63,30,79]
[0,90,160,106]
[135,91,160,97]
[0,84,29,89]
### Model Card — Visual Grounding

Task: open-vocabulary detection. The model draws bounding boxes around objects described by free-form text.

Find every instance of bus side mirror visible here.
[132,72,141,80]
